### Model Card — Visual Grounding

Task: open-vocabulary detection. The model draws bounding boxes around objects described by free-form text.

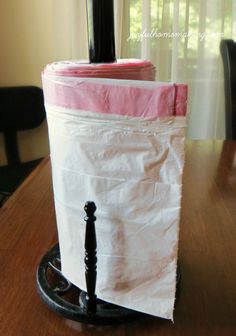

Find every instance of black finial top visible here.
[86,0,116,63]
[84,201,97,218]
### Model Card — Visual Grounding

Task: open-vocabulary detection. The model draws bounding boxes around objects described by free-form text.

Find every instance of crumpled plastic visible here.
[42,75,187,321]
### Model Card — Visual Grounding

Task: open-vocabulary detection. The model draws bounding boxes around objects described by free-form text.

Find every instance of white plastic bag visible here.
[45,103,186,320]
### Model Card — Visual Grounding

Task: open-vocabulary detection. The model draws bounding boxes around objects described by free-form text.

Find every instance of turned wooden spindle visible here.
[84,201,97,315]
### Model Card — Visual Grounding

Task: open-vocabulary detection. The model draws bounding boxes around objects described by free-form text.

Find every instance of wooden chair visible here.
[0,86,46,206]
[220,39,236,140]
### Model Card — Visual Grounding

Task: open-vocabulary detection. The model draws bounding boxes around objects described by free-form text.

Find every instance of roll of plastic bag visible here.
[43,76,187,321]
[44,59,156,81]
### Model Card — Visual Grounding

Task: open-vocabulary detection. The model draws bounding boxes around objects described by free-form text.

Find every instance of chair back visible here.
[0,86,46,165]
[220,39,236,140]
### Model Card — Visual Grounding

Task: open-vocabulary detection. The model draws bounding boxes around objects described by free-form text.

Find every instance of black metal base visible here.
[36,244,146,325]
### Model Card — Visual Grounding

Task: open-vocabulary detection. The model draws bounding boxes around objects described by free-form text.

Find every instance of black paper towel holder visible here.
[36,0,179,324]
[36,201,148,325]
[36,201,180,325]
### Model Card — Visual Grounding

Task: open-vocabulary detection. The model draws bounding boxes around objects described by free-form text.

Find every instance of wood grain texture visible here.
[0,140,236,336]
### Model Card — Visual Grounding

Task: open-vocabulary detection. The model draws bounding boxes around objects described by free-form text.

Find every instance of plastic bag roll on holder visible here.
[42,74,187,321]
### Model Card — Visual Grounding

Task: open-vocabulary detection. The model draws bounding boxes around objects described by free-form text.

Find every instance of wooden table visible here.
[1,140,236,336]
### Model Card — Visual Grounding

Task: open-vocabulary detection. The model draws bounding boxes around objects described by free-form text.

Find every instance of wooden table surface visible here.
[1,140,236,336]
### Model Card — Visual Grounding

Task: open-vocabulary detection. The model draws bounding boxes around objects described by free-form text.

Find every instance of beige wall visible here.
[0,0,88,164]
